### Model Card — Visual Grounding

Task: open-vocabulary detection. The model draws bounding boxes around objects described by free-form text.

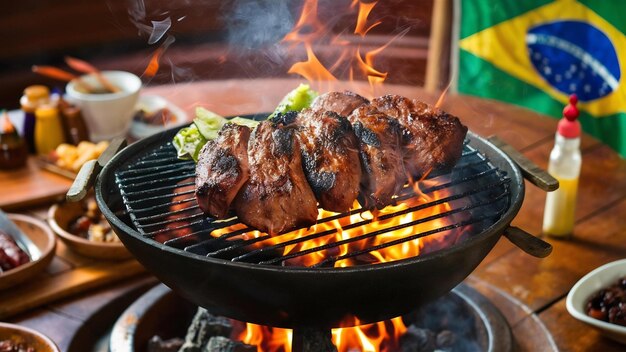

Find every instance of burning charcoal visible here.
[400,326,436,352]
[204,336,257,352]
[147,335,184,352]
[292,329,337,352]
[179,308,233,352]
[435,330,456,349]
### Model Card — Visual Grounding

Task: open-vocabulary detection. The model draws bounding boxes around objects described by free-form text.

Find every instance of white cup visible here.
[66,71,142,141]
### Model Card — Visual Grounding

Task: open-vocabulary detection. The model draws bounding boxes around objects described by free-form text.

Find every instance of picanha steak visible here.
[194,91,468,234]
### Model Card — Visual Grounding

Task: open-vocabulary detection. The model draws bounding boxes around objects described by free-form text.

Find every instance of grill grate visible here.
[115,140,511,267]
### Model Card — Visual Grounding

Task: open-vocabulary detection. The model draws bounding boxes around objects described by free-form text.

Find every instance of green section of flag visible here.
[459,50,626,155]
[578,0,626,33]
[460,0,551,39]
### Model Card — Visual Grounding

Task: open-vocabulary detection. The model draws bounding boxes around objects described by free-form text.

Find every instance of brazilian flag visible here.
[456,0,626,157]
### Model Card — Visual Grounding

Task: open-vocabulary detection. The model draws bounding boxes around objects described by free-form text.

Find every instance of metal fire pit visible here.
[95,115,555,329]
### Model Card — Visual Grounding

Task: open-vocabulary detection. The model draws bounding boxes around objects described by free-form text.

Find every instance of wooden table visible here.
[7,78,626,351]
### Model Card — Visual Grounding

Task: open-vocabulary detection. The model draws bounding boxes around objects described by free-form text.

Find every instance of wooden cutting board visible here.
[0,157,73,211]
[0,239,145,319]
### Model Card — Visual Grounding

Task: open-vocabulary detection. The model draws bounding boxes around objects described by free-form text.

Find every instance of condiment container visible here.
[20,85,50,153]
[34,104,65,155]
[542,95,581,238]
[0,111,28,169]
[58,98,89,145]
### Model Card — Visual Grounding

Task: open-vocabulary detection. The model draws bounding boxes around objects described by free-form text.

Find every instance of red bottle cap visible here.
[558,94,581,138]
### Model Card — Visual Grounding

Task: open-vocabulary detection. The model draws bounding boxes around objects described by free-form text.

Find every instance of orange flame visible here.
[143,46,164,77]
[354,1,382,37]
[435,81,452,109]
[238,316,407,352]
[283,0,394,96]
[287,45,337,82]
[211,174,471,268]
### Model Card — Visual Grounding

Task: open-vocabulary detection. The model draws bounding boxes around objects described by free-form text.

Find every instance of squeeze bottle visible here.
[542,95,581,238]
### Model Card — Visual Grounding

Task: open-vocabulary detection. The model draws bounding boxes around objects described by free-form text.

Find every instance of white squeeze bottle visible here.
[543,94,581,238]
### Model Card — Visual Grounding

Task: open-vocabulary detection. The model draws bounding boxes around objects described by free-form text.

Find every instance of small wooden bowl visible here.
[48,201,131,260]
[0,322,60,352]
[0,214,56,290]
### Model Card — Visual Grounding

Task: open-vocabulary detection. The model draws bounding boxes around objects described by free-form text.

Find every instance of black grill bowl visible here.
[95,126,524,329]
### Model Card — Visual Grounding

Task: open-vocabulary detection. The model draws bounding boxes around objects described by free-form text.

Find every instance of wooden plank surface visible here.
[0,157,72,211]
[11,276,157,352]
[0,238,145,319]
[539,298,626,351]
[474,143,626,312]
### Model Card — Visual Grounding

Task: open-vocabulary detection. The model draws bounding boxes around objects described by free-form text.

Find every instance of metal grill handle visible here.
[67,137,128,202]
[504,227,552,258]
[487,135,558,192]
[487,135,555,258]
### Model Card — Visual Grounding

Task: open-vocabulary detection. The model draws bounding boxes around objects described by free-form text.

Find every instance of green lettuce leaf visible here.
[193,107,226,140]
[268,83,318,118]
[228,116,260,129]
[172,124,207,162]
[172,84,319,161]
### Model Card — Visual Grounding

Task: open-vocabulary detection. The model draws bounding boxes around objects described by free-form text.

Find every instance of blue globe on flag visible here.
[526,20,620,102]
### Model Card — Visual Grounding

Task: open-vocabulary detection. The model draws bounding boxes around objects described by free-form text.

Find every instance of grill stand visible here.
[292,328,337,352]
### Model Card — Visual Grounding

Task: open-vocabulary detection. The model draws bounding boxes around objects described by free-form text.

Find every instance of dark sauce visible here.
[586,276,626,326]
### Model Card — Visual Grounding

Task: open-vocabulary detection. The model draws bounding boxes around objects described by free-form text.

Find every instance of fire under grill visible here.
[114,138,511,268]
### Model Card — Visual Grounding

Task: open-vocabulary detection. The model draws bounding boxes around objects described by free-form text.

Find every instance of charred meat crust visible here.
[310,91,370,116]
[348,105,407,209]
[371,95,468,180]
[288,108,362,212]
[235,121,318,235]
[195,92,468,234]
[195,123,251,219]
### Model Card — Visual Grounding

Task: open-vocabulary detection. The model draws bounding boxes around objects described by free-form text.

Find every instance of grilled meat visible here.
[348,105,407,209]
[310,91,369,116]
[371,95,468,180]
[235,121,319,234]
[194,92,468,234]
[275,109,362,212]
[195,123,251,219]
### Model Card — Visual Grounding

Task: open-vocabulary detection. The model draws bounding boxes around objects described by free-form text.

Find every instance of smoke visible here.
[225,0,294,49]
[148,17,172,45]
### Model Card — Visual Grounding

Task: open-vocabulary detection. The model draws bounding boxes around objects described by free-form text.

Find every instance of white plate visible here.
[566,259,626,344]
[130,95,189,139]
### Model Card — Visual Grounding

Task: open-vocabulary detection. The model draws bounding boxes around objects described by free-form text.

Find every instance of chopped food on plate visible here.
[49,140,109,173]
[68,198,120,243]
[134,107,176,125]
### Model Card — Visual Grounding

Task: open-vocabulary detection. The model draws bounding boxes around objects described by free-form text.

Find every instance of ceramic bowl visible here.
[48,201,131,260]
[66,70,142,141]
[566,259,626,344]
[0,322,60,352]
[0,214,56,290]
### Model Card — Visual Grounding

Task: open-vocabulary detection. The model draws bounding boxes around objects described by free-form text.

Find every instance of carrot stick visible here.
[31,65,95,93]
[31,65,76,81]
[65,56,120,93]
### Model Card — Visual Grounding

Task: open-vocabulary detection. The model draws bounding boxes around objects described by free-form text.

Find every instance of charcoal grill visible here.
[95,115,555,329]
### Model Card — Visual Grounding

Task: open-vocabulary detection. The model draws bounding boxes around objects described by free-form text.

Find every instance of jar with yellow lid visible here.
[34,104,65,155]
[21,85,51,153]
